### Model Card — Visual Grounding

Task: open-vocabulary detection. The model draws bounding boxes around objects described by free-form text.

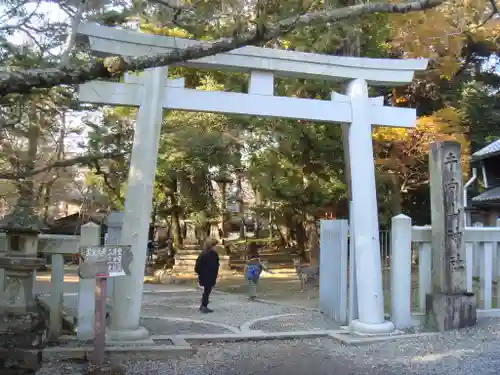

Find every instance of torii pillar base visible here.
[348,319,395,336]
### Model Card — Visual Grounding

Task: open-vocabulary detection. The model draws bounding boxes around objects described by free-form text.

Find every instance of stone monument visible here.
[172,219,230,277]
[426,140,477,331]
[171,219,199,275]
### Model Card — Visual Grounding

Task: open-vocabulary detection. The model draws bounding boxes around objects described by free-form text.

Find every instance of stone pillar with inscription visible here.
[425,141,477,331]
[172,219,200,275]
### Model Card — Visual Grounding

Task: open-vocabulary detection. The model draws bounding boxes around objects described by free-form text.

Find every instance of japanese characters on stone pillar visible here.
[426,141,477,331]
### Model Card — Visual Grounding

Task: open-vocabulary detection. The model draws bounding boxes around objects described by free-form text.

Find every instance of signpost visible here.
[79,245,133,367]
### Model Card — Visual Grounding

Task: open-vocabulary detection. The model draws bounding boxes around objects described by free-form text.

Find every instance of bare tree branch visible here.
[0,151,128,179]
[478,0,500,27]
[147,0,192,10]
[92,159,125,205]
[0,0,41,31]
[59,0,87,68]
[0,0,444,96]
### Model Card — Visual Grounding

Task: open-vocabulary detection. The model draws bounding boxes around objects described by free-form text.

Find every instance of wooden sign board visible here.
[79,257,109,279]
[79,245,133,279]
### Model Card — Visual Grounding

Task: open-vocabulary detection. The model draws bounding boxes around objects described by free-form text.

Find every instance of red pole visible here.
[93,277,107,366]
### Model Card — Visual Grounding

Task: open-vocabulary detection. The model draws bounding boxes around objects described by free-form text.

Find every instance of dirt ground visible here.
[216,276,319,307]
[152,272,415,311]
[146,267,500,312]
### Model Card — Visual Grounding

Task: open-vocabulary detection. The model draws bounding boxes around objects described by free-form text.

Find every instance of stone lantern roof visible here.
[0,196,46,234]
[213,170,233,184]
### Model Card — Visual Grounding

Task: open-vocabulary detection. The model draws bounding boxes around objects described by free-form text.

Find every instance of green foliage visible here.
[459,81,500,152]
[28,0,497,246]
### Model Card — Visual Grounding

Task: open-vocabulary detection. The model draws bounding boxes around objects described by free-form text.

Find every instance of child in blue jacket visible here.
[245,243,271,300]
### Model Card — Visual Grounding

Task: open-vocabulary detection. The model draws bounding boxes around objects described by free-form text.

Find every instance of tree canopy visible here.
[0,0,498,256]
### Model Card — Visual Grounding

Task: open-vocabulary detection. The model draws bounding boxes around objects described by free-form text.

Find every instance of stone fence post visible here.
[77,222,100,341]
[473,222,483,278]
[390,214,413,329]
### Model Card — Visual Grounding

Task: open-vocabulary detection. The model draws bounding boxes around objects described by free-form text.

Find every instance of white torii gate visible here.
[77,23,428,341]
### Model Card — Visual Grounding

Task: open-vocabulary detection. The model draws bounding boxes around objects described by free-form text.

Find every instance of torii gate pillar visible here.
[345,79,394,333]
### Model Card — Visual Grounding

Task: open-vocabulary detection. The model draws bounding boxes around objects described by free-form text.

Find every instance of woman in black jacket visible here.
[194,238,220,313]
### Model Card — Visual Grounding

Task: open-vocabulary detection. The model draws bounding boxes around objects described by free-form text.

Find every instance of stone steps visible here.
[174,257,230,261]
[176,250,202,256]
[231,260,296,268]
[176,254,231,261]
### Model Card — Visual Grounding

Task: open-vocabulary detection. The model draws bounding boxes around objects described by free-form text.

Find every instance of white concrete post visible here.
[496,219,500,304]
[465,242,474,293]
[418,242,432,311]
[108,67,167,341]
[480,241,493,309]
[390,214,413,329]
[348,203,358,325]
[319,219,348,323]
[473,222,483,278]
[77,222,101,341]
[49,253,64,339]
[345,78,394,334]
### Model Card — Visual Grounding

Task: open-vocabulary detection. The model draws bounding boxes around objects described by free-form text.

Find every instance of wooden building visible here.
[467,139,500,226]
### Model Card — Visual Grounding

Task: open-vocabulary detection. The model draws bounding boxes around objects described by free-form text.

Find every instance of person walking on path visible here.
[194,238,220,313]
[245,242,271,300]
[147,240,155,263]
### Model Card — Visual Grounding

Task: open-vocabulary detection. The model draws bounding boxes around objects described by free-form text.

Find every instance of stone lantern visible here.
[0,195,47,371]
[0,197,46,312]
[208,219,221,243]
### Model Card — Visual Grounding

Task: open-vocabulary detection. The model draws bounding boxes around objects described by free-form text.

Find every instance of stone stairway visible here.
[172,248,232,275]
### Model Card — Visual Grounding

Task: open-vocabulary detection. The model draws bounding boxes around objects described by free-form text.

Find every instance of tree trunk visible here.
[220,183,229,238]
[40,181,55,222]
[149,206,157,241]
[171,212,182,247]
[254,188,262,238]
[236,174,245,239]
[390,174,403,215]
[16,107,41,209]
[169,178,183,247]
[294,219,307,261]
[306,213,320,264]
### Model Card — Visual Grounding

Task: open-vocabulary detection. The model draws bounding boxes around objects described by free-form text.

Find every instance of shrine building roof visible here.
[472,186,500,203]
[471,139,500,162]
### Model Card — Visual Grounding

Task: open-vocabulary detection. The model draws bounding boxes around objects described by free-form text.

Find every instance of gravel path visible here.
[140,317,232,335]
[39,286,339,333]
[36,318,500,375]
[249,311,338,332]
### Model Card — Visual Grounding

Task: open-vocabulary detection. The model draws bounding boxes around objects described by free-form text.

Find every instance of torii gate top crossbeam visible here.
[77,23,428,86]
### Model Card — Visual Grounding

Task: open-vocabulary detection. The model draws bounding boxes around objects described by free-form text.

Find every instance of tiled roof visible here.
[472,186,500,202]
[471,139,500,161]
